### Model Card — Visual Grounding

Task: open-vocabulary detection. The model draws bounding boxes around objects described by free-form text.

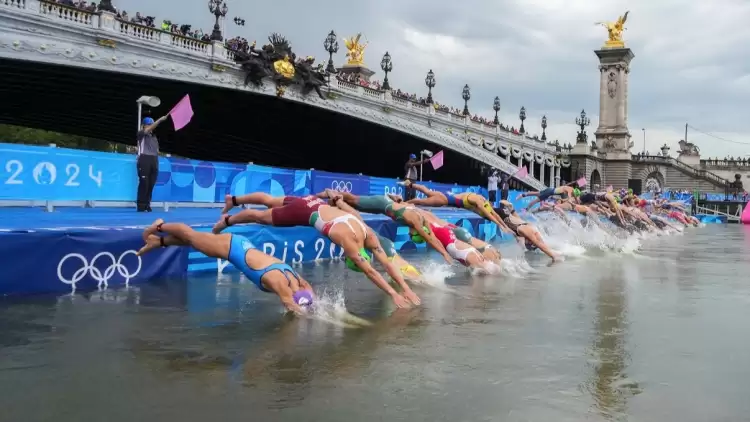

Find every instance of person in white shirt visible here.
[487,169,499,204]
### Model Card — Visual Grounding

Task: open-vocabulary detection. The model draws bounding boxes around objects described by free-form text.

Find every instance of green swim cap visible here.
[409,226,431,244]
[345,248,371,272]
[573,188,581,197]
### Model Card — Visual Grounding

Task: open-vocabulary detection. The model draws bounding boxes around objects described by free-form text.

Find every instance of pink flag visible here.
[514,166,528,178]
[169,94,194,131]
[430,150,444,170]
[576,177,587,187]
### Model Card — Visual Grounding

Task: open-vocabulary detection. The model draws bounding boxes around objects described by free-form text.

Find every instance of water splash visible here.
[305,287,372,328]
[417,261,456,291]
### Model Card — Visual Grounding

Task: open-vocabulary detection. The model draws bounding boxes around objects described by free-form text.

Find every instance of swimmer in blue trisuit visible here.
[137,219,314,315]
[517,185,577,211]
[401,181,514,235]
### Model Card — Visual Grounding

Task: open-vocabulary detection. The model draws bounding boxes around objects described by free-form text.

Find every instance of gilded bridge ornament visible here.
[343,33,368,66]
[595,11,629,48]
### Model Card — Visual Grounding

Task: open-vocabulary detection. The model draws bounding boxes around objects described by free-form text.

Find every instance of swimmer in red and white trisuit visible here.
[213,193,419,308]
[313,191,454,264]
[137,219,314,315]
[412,210,500,273]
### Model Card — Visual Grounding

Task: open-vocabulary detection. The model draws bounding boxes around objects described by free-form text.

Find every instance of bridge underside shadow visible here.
[0,58,494,186]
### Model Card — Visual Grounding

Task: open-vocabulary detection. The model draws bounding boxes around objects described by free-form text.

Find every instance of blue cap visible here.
[142,117,155,125]
[409,154,417,159]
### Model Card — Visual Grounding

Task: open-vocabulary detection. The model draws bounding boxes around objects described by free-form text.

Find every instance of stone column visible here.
[540,161,546,186]
[554,165,560,187]
[594,48,635,160]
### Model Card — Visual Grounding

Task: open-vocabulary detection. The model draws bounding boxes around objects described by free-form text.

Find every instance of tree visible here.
[0,124,131,153]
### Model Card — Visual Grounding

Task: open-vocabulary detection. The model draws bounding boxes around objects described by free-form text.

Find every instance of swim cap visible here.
[293,290,314,307]
[409,226,431,244]
[345,248,371,272]
[142,117,154,125]
[572,188,581,197]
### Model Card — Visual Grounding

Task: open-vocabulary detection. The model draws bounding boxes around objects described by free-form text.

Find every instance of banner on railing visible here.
[0,143,489,202]
[0,230,187,295]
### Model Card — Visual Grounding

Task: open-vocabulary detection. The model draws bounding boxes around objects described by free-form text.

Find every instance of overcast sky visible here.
[119,0,750,158]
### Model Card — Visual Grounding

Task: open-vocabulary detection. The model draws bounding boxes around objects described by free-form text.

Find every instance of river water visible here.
[2,223,750,422]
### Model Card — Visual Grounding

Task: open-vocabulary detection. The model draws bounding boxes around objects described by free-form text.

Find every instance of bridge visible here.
[0,0,566,189]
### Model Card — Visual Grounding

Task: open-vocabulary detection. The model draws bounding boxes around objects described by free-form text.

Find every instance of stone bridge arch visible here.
[590,169,602,190]
[639,165,666,193]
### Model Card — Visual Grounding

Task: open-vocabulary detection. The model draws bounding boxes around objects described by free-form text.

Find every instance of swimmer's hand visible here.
[442,253,454,265]
[403,289,421,306]
[390,292,411,309]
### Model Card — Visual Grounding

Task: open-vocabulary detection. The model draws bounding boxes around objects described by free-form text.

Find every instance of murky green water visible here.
[2,225,750,422]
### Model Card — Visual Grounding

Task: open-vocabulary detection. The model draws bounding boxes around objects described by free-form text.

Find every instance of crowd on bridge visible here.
[48,0,98,12]
[703,157,750,167]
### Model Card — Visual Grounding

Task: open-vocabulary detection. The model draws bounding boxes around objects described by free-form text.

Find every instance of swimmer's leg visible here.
[222,192,285,214]
[140,219,231,258]
[405,183,448,206]
[212,208,274,234]
[518,225,557,261]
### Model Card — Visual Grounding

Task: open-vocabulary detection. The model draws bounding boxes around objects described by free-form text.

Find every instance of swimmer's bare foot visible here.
[137,234,162,256]
[142,218,164,241]
[212,214,229,234]
[221,194,235,214]
[515,193,525,201]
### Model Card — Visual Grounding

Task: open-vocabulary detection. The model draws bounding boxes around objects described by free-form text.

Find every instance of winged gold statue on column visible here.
[343,33,368,66]
[595,11,629,48]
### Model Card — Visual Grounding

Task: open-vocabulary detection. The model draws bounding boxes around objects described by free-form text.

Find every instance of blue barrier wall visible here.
[0,143,493,202]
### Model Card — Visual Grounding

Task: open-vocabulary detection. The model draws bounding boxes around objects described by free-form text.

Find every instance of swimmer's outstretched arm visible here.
[341,240,409,309]
[366,233,421,305]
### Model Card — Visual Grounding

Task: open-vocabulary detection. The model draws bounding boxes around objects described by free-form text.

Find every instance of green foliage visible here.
[0,124,131,153]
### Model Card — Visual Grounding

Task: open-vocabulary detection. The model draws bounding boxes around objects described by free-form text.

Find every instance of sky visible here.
[118,0,750,158]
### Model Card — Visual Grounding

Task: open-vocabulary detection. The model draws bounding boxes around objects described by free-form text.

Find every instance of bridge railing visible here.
[0,0,561,175]
[3,0,219,59]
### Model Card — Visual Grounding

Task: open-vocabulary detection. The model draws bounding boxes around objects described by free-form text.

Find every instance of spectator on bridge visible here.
[136,115,167,212]
[404,154,429,200]
[487,169,498,204]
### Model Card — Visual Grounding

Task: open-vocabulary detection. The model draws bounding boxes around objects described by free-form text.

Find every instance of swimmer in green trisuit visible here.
[345,233,424,283]
[318,190,454,265]
[401,181,514,235]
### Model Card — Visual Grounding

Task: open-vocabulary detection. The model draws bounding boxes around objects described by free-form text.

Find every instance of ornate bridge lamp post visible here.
[575,109,590,144]
[541,115,548,141]
[323,30,339,74]
[519,106,526,134]
[425,70,436,104]
[462,84,471,116]
[493,96,501,125]
[660,143,670,157]
[380,52,393,90]
[208,0,229,42]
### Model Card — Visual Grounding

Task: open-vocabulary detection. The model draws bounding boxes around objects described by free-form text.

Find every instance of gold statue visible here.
[273,54,295,79]
[343,33,368,66]
[595,11,629,48]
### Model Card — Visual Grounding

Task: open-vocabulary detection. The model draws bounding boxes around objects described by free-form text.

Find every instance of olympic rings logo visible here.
[330,180,353,192]
[57,251,142,291]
